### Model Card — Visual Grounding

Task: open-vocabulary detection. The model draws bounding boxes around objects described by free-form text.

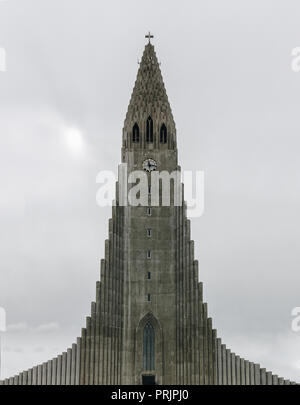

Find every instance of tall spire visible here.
[124,40,175,135]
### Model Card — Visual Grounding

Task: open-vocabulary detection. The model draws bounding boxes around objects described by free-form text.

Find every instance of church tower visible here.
[1,36,296,386]
[120,38,179,385]
[81,37,185,385]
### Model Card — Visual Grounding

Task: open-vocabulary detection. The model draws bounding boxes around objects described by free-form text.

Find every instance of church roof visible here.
[124,43,175,130]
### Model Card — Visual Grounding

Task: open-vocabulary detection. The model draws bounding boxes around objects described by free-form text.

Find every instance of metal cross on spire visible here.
[145,31,154,43]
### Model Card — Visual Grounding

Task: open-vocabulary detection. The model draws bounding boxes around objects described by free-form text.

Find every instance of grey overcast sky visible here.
[1,0,300,381]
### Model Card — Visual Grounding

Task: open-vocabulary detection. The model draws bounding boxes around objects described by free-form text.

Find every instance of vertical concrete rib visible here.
[107,223,113,385]
[57,354,62,385]
[260,368,266,385]
[202,303,209,384]
[52,358,57,385]
[90,302,96,385]
[37,364,42,385]
[240,359,245,385]
[75,337,81,385]
[28,369,32,385]
[221,344,227,385]
[42,362,47,385]
[231,353,236,385]
[217,338,222,385]
[41,363,47,385]
[111,210,117,385]
[207,318,213,384]
[254,364,260,385]
[61,352,67,385]
[175,206,180,383]
[245,360,250,385]
[212,329,217,385]
[185,224,191,384]
[85,317,91,385]
[249,362,255,385]
[198,282,204,385]
[226,349,231,385]
[99,260,106,385]
[103,240,110,385]
[71,343,76,385]
[235,356,241,385]
[193,260,200,385]
[23,371,28,385]
[66,348,72,385]
[182,208,187,384]
[95,280,101,385]
[266,371,272,385]
[46,360,52,385]
[116,206,123,385]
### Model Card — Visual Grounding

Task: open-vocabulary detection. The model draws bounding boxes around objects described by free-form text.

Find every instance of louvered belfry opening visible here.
[146,116,153,143]
[160,123,167,143]
[132,123,139,143]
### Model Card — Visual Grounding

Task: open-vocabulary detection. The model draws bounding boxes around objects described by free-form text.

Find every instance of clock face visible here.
[143,158,157,172]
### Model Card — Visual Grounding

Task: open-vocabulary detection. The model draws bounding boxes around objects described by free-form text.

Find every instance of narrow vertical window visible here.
[147,272,151,280]
[160,123,167,143]
[147,294,151,302]
[147,250,151,259]
[147,208,152,216]
[146,116,153,143]
[132,123,139,143]
[147,229,152,237]
[143,322,155,370]
[148,185,151,194]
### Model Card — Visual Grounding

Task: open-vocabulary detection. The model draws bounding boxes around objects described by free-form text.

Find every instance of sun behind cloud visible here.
[63,127,85,156]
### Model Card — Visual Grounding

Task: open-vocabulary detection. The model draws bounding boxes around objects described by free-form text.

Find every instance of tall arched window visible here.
[132,123,139,143]
[143,322,155,370]
[160,123,167,143]
[146,116,153,143]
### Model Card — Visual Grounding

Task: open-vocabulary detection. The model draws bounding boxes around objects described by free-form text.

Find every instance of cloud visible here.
[34,322,59,333]
[34,347,46,353]
[6,323,29,333]
[6,322,60,334]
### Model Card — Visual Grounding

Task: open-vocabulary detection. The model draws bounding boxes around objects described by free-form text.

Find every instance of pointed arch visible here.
[160,123,167,143]
[132,123,140,143]
[143,322,155,370]
[138,312,161,330]
[146,116,153,143]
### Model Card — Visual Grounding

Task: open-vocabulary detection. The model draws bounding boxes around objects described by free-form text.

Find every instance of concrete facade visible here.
[0,41,297,385]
